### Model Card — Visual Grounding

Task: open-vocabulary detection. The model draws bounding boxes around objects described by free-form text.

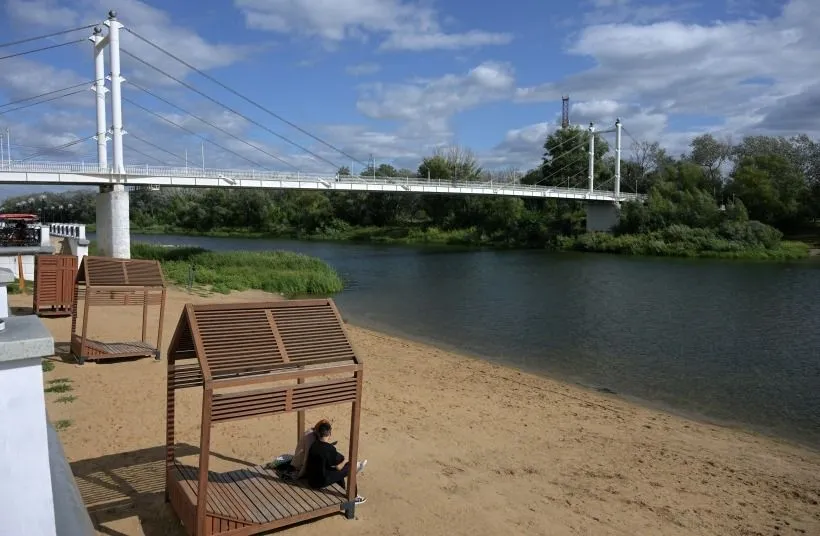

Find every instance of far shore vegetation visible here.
[8,130,819,261]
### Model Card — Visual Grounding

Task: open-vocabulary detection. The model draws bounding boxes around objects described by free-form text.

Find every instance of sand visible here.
[13,288,820,536]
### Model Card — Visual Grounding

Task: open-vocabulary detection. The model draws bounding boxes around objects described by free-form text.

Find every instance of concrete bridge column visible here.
[95,185,130,258]
[586,202,620,233]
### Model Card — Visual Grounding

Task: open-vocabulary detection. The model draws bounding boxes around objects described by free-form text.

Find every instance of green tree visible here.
[524,125,610,188]
[728,154,806,230]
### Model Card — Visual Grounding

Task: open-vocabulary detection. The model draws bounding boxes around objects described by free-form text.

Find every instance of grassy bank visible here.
[125,243,344,295]
[562,229,811,260]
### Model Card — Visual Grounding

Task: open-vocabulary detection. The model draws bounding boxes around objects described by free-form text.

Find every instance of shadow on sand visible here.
[70,444,255,536]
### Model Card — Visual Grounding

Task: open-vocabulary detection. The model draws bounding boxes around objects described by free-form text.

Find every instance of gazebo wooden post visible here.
[165,344,176,503]
[69,284,79,339]
[297,375,305,442]
[156,288,167,361]
[141,289,149,342]
[196,387,213,536]
[345,369,364,518]
[79,288,92,364]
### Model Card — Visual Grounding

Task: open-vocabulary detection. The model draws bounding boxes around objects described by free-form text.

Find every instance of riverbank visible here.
[21,287,820,536]
[93,242,345,295]
[88,223,814,260]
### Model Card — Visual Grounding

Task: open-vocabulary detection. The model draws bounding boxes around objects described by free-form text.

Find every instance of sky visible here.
[0,0,818,198]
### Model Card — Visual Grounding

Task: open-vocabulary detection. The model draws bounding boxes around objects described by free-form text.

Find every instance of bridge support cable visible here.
[532,139,590,187]
[19,135,96,162]
[123,141,170,166]
[0,80,99,109]
[127,81,297,170]
[123,28,367,168]
[120,49,339,170]
[127,132,188,164]
[123,96,270,170]
[0,38,86,61]
[0,89,87,116]
[0,24,99,49]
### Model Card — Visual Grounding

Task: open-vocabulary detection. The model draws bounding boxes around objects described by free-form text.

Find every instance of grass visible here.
[42,360,55,372]
[53,419,73,431]
[130,242,344,296]
[55,395,77,404]
[561,232,811,260]
[44,381,74,394]
[47,378,73,385]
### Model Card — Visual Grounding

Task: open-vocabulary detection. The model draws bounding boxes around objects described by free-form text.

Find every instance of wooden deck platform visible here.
[71,334,159,363]
[168,463,347,536]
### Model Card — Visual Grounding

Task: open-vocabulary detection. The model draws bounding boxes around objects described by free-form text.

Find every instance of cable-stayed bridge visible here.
[0,11,641,258]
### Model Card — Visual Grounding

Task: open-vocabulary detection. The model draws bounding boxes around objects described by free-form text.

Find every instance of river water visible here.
[130,233,820,448]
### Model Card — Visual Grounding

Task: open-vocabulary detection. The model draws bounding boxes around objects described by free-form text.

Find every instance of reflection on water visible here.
[126,233,820,448]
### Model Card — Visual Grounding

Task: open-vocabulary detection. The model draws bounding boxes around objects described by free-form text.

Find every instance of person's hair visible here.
[313,419,330,433]
[315,421,332,439]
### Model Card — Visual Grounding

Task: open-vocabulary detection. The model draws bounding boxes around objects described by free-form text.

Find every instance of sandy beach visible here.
[13,287,820,536]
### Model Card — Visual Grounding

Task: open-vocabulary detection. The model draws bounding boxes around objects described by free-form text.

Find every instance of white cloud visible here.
[515,0,820,142]
[356,61,515,132]
[582,0,699,25]
[233,0,512,51]
[3,0,253,86]
[346,63,381,76]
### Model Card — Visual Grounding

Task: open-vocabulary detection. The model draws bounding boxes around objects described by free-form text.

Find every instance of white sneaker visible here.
[355,495,367,504]
[356,459,368,473]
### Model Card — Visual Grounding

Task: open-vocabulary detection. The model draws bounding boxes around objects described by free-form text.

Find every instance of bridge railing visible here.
[0,161,644,202]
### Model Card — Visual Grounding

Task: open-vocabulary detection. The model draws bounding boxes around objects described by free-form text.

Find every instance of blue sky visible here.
[0,0,818,199]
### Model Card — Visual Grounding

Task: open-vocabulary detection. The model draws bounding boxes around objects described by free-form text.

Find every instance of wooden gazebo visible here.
[165,299,364,536]
[70,256,167,364]
[33,254,77,317]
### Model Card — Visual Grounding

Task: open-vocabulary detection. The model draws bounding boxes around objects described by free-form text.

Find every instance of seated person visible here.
[290,419,327,479]
[305,420,368,505]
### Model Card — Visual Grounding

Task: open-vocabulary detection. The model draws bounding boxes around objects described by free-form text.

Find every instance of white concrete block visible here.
[0,316,57,536]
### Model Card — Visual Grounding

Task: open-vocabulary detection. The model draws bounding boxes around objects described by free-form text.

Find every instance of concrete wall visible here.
[0,248,54,280]
[0,355,57,536]
[0,296,93,536]
[47,421,96,536]
[586,202,620,233]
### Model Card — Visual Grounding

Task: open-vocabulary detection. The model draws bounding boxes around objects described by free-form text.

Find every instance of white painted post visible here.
[90,27,108,171]
[99,11,130,259]
[105,11,125,174]
[588,122,595,193]
[614,118,622,199]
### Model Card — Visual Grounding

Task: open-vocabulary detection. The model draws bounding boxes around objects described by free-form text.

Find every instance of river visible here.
[129,233,820,449]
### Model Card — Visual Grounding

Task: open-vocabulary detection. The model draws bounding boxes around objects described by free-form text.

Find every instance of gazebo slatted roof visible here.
[170,300,357,383]
[76,256,166,287]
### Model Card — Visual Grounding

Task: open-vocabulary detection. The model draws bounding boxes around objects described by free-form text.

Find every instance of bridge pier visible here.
[95,185,130,258]
[586,202,620,233]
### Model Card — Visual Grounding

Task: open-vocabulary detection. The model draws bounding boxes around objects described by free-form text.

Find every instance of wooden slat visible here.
[168,300,359,385]
[77,256,165,288]
[169,463,345,529]
[210,378,357,423]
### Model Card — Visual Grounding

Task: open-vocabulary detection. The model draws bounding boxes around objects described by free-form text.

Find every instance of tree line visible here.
[3,128,818,255]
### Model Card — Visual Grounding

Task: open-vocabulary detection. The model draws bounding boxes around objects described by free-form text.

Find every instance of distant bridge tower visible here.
[561,95,570,128]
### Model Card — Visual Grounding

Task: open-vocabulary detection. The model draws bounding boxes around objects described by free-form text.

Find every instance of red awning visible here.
[0,213,40,221]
